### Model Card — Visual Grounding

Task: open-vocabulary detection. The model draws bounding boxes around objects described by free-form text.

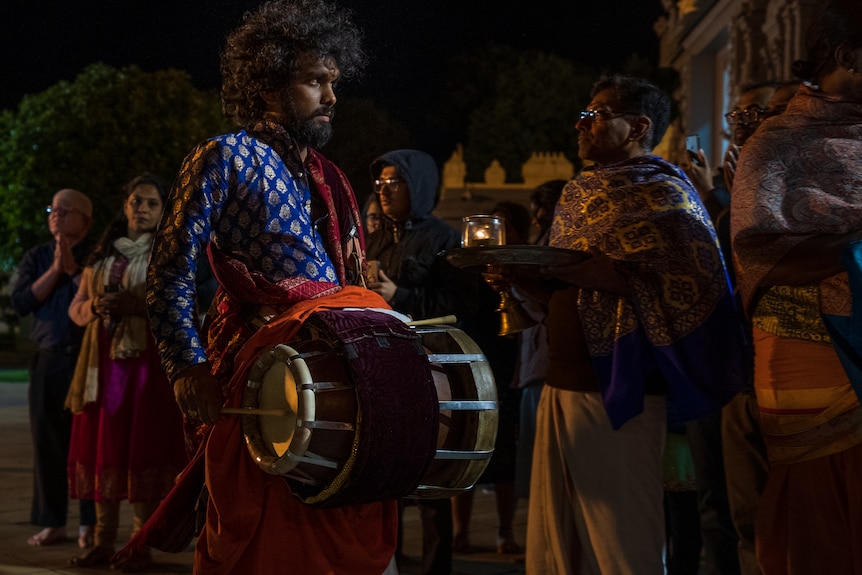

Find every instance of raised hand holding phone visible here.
[681,134,714,200]
[685,134,702,166]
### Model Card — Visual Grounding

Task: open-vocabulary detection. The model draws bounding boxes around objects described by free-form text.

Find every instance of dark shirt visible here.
[11,239,90,349]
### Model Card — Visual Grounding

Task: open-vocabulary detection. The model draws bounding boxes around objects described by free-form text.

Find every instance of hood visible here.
[370,149,439,221]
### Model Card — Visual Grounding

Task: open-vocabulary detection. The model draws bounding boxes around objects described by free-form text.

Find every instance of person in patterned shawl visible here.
[114,2,400,574]
[731,0,862,571]
[523,74,746,574]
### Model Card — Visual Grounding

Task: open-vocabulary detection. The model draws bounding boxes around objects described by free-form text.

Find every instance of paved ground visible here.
[0,358,526,575]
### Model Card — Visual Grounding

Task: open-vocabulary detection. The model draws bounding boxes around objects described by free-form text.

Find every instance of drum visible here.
[412,323,498,498]
[240,308,498,507]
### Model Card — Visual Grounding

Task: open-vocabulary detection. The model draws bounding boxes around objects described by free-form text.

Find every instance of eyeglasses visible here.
[373,178,404,193]
[578,108,640,122]
[46,205,85,218]
[724,106,767,126]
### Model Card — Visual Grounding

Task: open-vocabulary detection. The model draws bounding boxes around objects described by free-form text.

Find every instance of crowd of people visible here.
[8,0,862,574]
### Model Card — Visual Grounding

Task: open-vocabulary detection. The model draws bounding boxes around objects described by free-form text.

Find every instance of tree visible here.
[437,45,596,183]
[0,63,230,271]
[322,95,413,205]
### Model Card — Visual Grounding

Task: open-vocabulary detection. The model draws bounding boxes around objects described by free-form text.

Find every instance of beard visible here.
[280,94,334,149]
[290,116,333,149]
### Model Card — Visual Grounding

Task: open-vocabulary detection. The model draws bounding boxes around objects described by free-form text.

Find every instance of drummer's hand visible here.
[173,362,223,425]
[543,248,630,294]
[368,269,397,303]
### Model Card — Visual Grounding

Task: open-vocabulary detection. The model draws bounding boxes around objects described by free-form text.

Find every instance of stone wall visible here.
[436,145,575,231]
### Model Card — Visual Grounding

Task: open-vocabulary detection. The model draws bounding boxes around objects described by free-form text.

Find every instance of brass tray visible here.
[442,246,591,272]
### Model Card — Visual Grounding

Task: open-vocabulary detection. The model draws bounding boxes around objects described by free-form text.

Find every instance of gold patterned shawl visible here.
[549,155,744,428]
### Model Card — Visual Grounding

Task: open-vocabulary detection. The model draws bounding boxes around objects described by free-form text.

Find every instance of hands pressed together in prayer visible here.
[52,233,80,277]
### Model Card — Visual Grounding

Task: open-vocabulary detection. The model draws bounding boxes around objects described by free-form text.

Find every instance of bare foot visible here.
[78,525,94,549]
[496,533,523,555]
[27,526,67,546]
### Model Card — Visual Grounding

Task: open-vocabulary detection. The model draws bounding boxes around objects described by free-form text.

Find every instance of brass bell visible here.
[496,288,537,337]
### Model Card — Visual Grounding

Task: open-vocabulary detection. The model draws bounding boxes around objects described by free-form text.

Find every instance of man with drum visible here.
[120,2,399,574]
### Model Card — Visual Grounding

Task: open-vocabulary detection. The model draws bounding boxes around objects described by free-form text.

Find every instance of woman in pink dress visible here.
[65,173,189,571]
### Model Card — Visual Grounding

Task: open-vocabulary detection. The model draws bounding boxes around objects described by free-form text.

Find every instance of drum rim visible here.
[242,344,316,475]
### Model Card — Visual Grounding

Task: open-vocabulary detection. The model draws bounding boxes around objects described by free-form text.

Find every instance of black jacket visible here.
[366,149,460,321]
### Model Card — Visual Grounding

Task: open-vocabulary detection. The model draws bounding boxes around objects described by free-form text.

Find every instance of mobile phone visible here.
[685,134,702,166]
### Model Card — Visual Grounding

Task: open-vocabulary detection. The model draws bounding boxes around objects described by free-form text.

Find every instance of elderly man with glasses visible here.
[11,188,97,550]
[514,74,746,574]
[681,79,807,575]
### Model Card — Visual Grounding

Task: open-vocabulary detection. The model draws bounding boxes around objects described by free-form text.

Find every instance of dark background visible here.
[3,1,666,122]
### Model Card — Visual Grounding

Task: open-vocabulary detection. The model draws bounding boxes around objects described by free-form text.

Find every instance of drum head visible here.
[258,360,299,457]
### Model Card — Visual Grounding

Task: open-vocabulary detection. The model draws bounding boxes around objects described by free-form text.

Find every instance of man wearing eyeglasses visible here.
[723,82,780,191]
[520,75,746,574]
[678,81,777,575]
[366,149,460,318]
[681,80,806,575]
[11,188,96,549]
[365,149,460,575]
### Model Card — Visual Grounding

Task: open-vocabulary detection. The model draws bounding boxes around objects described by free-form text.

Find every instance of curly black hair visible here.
[590,75,671,152]
[220,0,367,128]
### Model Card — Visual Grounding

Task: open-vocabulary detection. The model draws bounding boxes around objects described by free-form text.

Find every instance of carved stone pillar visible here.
[762,0,822,80]
[731,0,772,89]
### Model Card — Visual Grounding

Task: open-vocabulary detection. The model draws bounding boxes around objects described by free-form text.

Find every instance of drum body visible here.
[412,324,498,498]
[240,308,497,507]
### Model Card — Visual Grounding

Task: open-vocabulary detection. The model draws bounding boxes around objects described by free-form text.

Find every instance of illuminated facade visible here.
[655,0,821,165]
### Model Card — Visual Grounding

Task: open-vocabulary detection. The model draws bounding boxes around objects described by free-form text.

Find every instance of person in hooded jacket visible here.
[366,149,458,575]
[366,149,461,320]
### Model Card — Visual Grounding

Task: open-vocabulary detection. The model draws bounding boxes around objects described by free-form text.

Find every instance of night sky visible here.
[4,1,666,113]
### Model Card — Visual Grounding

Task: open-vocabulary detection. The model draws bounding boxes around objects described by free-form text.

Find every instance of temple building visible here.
[434,144,575,231]
[655,0,821,166]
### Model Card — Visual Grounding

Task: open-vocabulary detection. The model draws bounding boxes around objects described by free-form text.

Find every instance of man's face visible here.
[728,86,775,146]
[375,165,411,222]
[48,189,91,240]
[275,53,340,149]
[575,88,638,166]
